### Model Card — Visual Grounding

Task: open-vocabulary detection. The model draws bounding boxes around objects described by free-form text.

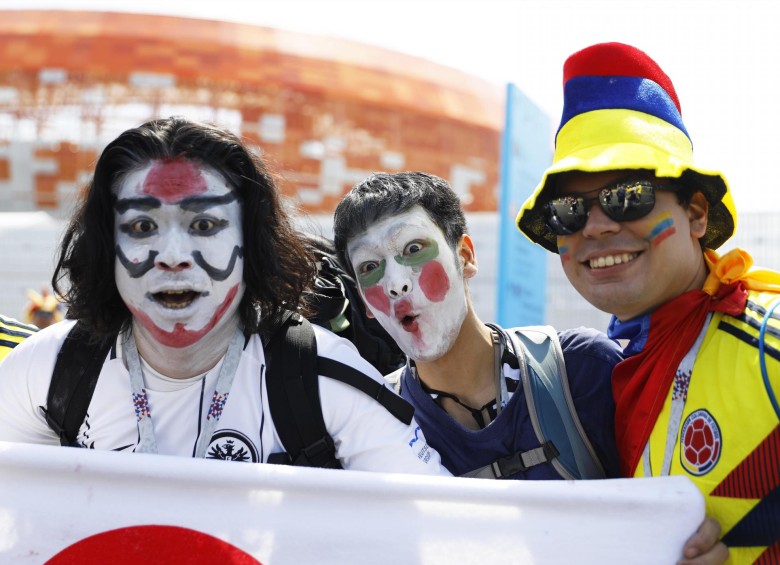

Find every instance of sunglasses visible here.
[543,180,679,236]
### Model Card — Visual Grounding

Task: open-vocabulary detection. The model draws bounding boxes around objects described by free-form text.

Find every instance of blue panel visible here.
[496,84,551,327]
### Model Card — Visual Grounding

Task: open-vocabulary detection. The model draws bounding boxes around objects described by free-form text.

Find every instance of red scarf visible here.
[612,251,754,477]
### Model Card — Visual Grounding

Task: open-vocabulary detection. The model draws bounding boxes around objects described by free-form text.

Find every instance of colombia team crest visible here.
[680,409,722,475]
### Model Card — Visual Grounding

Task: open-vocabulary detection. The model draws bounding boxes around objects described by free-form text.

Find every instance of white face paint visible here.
[113,158,245,348]
[347,206,468,362]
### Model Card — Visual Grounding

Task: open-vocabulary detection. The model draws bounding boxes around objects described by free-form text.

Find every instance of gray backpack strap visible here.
[508,326,606,480]
[460,442,559,479]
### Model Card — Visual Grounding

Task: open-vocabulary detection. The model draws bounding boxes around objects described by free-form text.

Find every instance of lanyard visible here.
[124,328,245,458]
[642,313,712,477]
[415,327,509,428]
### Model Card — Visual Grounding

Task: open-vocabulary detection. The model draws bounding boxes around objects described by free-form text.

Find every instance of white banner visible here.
[0,441,704,564]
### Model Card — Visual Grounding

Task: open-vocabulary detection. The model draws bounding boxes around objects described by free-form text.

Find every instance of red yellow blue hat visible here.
[516,42,736,254]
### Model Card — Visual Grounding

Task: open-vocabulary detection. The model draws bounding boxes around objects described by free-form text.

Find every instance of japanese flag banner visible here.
[0,441,703,564]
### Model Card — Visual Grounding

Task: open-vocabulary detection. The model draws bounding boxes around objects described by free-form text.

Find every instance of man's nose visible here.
[154,237,193,271]
[385,263,413,298]
[580,200,622,238]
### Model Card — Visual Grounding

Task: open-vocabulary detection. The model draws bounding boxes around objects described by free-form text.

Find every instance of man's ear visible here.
[688,192,709,240]
[459,234,478,279]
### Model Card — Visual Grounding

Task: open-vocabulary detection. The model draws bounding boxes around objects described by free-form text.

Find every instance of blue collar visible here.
[607,313,652,356]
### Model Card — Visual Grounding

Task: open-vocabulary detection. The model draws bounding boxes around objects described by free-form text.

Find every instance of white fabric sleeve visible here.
[313,326,451,476]
[0,320,76,445]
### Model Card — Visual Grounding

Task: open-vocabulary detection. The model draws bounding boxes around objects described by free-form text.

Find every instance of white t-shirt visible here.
[0,320,448,476]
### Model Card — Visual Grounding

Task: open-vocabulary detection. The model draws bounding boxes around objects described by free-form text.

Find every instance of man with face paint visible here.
[0,118,448,476]
[517,42,780,563]
[333,171,622,480]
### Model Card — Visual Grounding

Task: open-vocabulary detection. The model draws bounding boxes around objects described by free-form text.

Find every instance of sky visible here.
[0,0,776,221]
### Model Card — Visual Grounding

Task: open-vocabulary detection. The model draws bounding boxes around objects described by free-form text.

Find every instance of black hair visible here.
[333,172,467,277]
[53,117,315,338]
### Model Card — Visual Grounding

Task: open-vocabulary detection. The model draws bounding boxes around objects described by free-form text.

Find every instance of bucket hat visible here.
[516,42,736,253]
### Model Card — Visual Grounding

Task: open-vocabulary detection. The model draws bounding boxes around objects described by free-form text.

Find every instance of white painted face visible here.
[113,158,245,348]
[347,206,468,362]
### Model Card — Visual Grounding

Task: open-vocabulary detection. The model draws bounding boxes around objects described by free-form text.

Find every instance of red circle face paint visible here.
[143,158,208,203]
[364,284,391,317]
[46,525,261,564]
[418,261,449,302]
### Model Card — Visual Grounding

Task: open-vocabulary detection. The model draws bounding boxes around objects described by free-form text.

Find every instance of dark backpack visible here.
[303,234,406,376]
[44,312,414,469]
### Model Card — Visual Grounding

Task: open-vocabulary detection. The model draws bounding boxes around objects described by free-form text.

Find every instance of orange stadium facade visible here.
[0,10,504,215]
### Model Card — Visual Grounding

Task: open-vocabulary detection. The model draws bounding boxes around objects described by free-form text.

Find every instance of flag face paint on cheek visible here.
[646,212,676,247]
[558,244,571,265]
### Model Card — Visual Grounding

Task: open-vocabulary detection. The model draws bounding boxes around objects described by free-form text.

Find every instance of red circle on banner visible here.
[45,525,262,564]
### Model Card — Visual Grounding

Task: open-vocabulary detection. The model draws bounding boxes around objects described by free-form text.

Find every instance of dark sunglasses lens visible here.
[545,197,588,235]
[599,183,656,221]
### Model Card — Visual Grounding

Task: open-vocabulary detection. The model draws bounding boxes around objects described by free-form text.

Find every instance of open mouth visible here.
[400,314,417,330]
[151,290,202,309]
[393,299,419,333]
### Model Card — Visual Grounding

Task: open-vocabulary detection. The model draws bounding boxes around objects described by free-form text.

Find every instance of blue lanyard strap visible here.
[759,297,780,420]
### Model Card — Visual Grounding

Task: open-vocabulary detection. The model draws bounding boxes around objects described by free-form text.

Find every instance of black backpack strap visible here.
[44,322,114,447]
[264,312,415,469]
[317,357,414,425]
[264,312,342,469]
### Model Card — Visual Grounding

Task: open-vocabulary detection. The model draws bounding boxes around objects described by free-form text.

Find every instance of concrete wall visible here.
[0,212,66,322]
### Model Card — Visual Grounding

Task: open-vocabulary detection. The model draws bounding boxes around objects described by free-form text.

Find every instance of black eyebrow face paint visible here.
[114,196,161,214]
[192,246,244,281]
[179,192,238,213]
[116,246,158,278]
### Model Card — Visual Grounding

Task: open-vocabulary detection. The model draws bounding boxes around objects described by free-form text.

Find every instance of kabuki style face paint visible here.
[113,159,245,348]
[347,206,468,362]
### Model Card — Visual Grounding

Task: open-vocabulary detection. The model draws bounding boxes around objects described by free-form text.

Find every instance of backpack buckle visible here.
[294,435,341,469]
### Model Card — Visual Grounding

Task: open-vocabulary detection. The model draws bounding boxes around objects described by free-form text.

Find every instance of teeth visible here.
[162,300,190,310]
[155,289,197,295]
[153,290,198,309]
[589,253,637,269]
